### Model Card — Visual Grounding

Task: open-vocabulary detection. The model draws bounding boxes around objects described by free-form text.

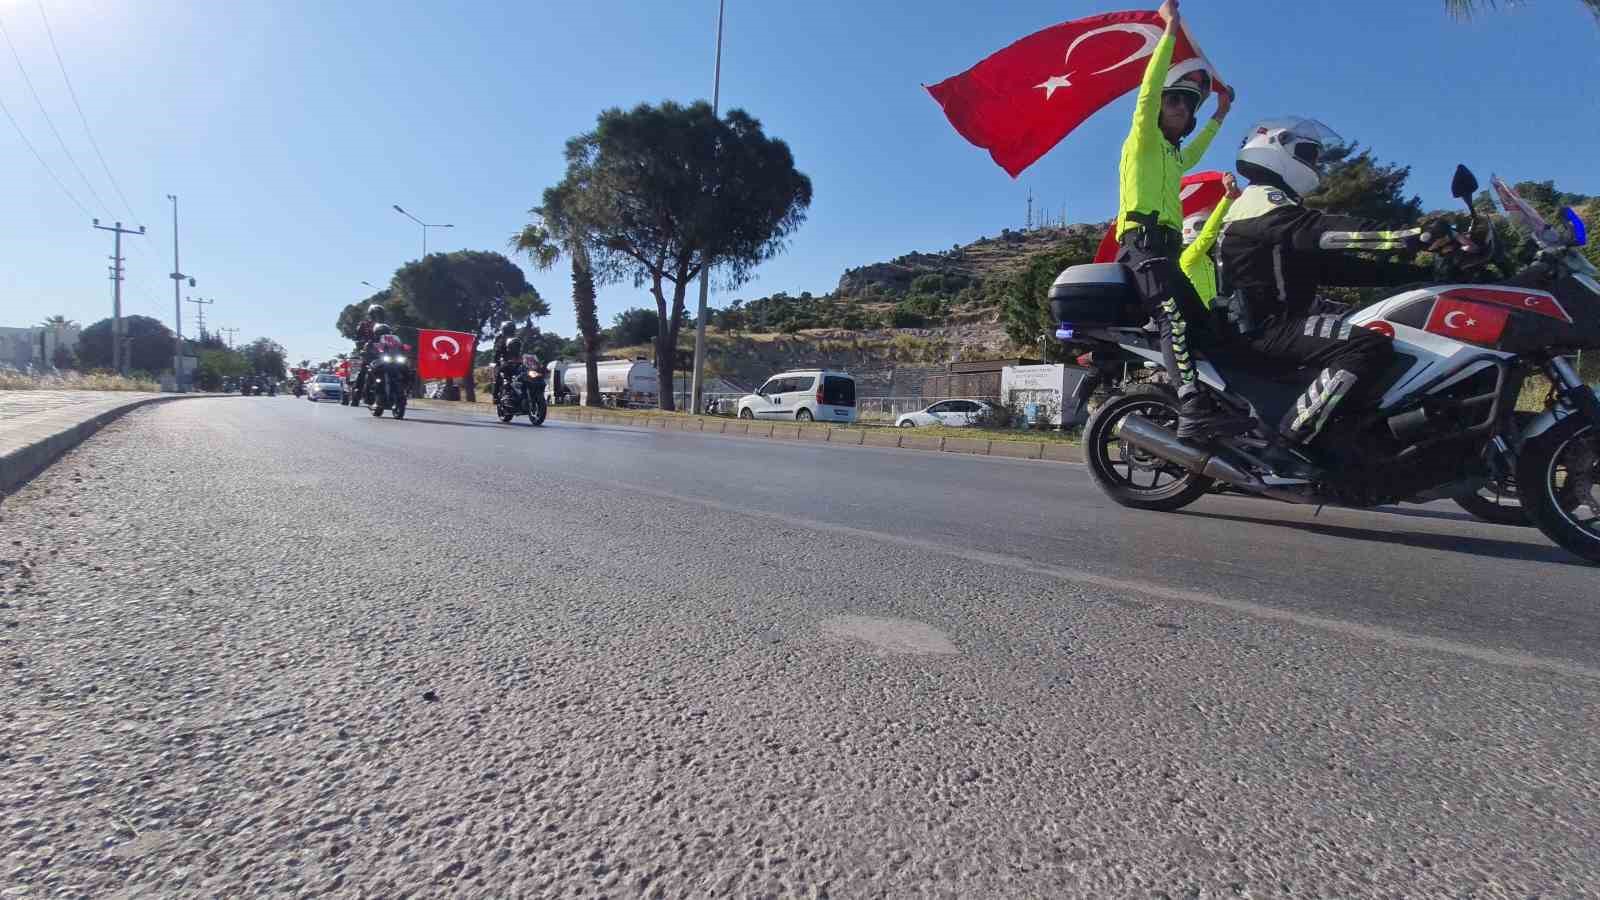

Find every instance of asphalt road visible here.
[3,395,1598,898]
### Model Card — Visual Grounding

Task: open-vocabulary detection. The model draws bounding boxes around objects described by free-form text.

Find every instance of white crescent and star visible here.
[431,335,461,359]
[1442,311,1478,329]
[1035,23,1165,100]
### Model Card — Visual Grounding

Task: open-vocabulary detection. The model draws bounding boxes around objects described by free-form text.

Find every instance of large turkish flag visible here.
[927,11,1223,178]
[417,329,477,380]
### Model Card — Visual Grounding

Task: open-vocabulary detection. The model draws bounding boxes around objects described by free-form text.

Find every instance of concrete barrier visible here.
[538,406,1082,466]
[897,435,944,453]
[989,441,1044,461]
[941,437,991,455]
[1041,443,1083,463]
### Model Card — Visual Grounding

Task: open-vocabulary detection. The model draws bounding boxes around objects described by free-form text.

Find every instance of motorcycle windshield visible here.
[1492,175,1566,250]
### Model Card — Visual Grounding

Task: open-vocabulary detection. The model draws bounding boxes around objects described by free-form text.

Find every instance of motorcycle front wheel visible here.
[1084,384,1216,512]
[1453,412,1534,526]
[1519,418,1600,564]
[528,396,547,427]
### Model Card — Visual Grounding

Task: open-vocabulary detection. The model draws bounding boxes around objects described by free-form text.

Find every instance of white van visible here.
[737,370,857,423]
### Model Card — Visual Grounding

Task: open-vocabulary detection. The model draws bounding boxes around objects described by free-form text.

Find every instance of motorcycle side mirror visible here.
[1451,165,1479,206]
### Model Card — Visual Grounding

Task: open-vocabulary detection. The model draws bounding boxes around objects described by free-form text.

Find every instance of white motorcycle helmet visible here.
[1181,209,1212,246]
[1237,117,1342,198]
[1162,63,1214,137]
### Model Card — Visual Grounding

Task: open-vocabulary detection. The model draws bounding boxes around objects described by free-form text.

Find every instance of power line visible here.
[35,0,141,224]
[0,83,87,215]
[0,9,110,217]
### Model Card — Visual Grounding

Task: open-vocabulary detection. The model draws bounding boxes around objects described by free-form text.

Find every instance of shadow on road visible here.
[393,416,504,430]
[1180,510,1586,567]
[1366,505,1492,526]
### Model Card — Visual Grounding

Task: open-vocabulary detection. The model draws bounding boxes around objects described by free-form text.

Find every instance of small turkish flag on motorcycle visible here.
[417,329,477,380]
[926,11,1224,178]
[1425,298,1510,346]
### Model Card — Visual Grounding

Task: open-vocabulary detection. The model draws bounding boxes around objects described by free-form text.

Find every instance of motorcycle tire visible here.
[499,403,514,424]
[528,397,547,427]
[1518,417,1600,565]
[1084,383,1216,512]
[394,397,407,420]
[1453,483,1530,527]
[1452,412,1536,527]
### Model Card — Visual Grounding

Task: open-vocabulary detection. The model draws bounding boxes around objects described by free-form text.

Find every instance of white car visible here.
[896,399,997,428]
[737,370,857,423]
[305,373,344,402]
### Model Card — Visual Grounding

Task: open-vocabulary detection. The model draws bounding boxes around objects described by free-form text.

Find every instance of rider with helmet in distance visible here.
[491,322,519,403]
[350,303,386,408]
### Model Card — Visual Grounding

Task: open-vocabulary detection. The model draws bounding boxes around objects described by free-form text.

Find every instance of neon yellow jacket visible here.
[1115,31,1220,240]
[1180,195,1233,307]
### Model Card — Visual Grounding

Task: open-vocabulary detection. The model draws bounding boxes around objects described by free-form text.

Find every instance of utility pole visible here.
[689,0,726,416]
[92,219,144,374]
[186,296,214,341]
[1027,189,1034,230]
[219,327,239,349]
[167,195,195,391]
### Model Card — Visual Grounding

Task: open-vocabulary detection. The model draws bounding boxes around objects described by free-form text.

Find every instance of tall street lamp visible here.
[689,0,727,415]
[167,194,196,392]
[392,205,453,258]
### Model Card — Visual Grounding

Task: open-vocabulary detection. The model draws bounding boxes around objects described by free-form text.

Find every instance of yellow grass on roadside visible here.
[0,371,161,392]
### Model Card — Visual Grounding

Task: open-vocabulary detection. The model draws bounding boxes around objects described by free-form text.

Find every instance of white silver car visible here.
[305,373,344,402]
[896,399,997,428]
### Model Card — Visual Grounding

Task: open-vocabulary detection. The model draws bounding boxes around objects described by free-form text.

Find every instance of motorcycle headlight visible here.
[395,356,407,364]
[383,355,394,363]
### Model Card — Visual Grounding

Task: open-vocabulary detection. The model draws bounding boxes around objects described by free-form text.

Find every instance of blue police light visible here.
[1562,207,1587,246]
[1055,322,1075,341]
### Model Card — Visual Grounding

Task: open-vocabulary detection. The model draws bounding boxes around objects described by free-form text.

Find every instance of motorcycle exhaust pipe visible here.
[1114,414,1320,506]
[1114,414,1261,486]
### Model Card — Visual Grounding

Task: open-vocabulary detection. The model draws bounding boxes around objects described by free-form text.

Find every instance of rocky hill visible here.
[834,224,1104,299]
[602,223,1106,394]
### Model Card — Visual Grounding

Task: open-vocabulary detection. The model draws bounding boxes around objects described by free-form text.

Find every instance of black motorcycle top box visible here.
[1048,263,1142,327]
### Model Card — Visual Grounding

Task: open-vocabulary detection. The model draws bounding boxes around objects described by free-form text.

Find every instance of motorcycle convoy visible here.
[1061,167,1600,565]
[333,312,547,427]
[316,179,1600,566]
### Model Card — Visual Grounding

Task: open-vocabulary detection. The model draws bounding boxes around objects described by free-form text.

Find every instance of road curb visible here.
[0,394,218,497]
[408,400,1083,465]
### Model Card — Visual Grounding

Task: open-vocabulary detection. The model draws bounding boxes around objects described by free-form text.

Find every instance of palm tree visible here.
[40,314,76,329]
[511,214,604,407]
[1444,0,1600,20]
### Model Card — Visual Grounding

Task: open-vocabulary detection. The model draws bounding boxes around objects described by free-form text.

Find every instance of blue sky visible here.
[2,0,1597,365]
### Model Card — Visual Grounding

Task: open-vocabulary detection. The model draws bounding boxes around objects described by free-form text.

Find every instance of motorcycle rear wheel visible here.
[1519,418,1600,564]
[1084,384,1216,512]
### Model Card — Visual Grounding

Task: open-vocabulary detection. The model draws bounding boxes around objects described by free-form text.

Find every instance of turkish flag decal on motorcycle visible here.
[926,11,1224,177]
[417,329,477,380]
[1424,298,1510,346]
